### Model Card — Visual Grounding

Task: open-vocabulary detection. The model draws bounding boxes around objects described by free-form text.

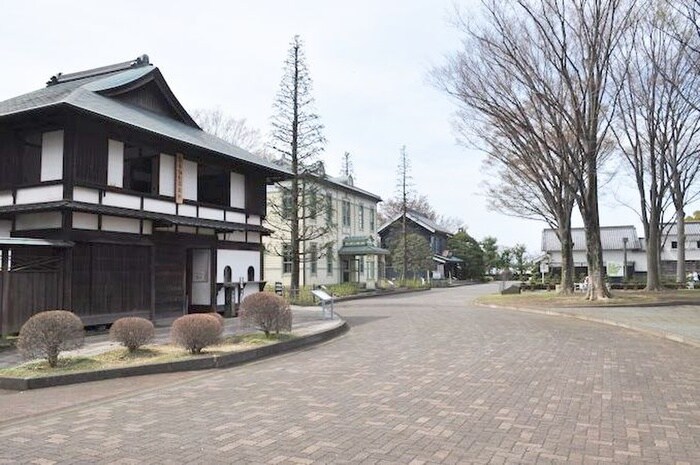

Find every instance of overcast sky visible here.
[2,0,697,254]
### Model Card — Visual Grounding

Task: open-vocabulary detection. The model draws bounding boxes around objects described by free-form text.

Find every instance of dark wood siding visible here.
[114,81,181,121]
[74,118,108,185]
[154,241,186,314]
[245,172,266,217]
[71,243,151,319]
[0,128,20,188]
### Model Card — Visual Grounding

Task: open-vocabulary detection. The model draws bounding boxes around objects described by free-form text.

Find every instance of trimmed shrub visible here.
[110,317,155,352]
[170,314,223,354]
[17,310,85,367]
[208,312,225,331]
[240,292,292,338]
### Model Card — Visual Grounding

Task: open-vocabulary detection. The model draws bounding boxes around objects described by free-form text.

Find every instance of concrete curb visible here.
[332,286,432,303]
[475,302,700,349]
[0,320,348,391]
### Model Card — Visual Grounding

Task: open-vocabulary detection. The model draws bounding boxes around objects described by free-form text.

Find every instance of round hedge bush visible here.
[110,317,155,352]
[170,313,223,354]
[17,310,85,367]
[240,292,292,338]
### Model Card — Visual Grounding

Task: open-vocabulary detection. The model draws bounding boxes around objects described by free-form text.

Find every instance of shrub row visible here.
[16,292,293,366]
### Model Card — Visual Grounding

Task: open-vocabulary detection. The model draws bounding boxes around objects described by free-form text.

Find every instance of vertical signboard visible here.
[175,153,184,204]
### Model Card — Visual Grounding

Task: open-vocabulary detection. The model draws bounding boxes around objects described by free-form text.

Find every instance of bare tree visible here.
[396,145,412,280]
[378,194,437,225]
[268,35,327,291]
[339,151,354,178]
[192,108,268,157]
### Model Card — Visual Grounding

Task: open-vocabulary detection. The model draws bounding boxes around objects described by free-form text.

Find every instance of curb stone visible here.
[475,302,700,349]
[0,320,348,391]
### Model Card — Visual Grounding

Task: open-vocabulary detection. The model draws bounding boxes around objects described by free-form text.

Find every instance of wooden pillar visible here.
[1,247,10,338]
[210,247,217,312]
[150,245,156,322]
[63,247,73,310]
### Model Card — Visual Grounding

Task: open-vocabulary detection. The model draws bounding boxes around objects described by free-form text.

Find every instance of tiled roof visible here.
[541,226,642,252]
[662,222,700,239]
[378,210,452,235]
[0,58,290,178]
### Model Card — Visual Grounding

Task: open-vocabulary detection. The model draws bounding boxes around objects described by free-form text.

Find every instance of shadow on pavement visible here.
[343,315,390,327]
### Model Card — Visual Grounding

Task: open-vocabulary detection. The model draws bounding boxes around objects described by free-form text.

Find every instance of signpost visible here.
[311,289,334,319]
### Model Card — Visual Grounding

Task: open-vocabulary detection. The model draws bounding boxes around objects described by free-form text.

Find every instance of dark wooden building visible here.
[0,55,289,335]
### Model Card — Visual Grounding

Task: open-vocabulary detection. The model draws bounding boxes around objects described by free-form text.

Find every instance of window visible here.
[282,244,293,274]
[281,189,292,220]
[198,164,229,206]
[697,241,700,249]
[358,256,364,274]
[308,189,318,220]
[369,209,375,231]
[672,241,678,249]
[367,258,375,280]
[326,245,333,275]
[309,243,318,275]
[359,205,364,230]
[123,144,157,194]
[325,193,333,224]
[342,200,351,227]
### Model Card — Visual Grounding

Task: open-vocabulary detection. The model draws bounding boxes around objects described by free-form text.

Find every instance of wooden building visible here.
[0,55,289,335]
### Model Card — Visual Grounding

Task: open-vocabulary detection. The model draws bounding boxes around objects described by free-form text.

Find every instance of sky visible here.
[1,0,697,254]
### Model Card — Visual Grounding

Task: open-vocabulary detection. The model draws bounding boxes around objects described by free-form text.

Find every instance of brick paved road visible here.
[1,284,699,464]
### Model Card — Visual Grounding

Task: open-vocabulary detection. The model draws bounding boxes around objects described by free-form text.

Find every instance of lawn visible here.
[477,289,700,308]
[0,333,294,379]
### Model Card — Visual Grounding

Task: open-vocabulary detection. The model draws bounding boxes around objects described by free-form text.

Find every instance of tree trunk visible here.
[580,180,611,300]
[676,208,686,284]
[558,222,575,295]
[645,215,662,291]
[290,42,301,292]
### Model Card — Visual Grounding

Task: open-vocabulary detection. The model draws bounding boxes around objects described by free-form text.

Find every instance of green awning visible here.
[338,245,389,256]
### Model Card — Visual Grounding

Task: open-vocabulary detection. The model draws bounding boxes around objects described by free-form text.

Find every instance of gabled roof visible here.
[541,226,642,252]
[271,161,381,202]
[378,210,452,235]
[662,222,700,239]
[0,55,290,178]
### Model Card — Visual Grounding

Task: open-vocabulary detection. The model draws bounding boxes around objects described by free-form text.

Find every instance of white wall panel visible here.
[143,198,177,214]
[247,215,261,226]
[216,250,261,305]
[199,206,225,221]
[72,212,99,230]
[107,140,124,187]
[143,220,153,235]
[159,153,175,197]
[15,212,62,230]
[247,232,261,243]
[73,187,100,203]
[182,159,198,200]
[226,211,246,223]
[103,191,141,210]
[15,184,63,204]
[102,216,140,234]
[230,172,245,208]
[178,204,197,217]
[223,232,246,242]
[40,130,64,181]
[0,191,13,206]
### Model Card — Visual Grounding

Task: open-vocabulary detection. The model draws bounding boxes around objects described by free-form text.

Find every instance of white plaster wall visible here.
[548,249,648,273]
[191,249,211,305]
[0,191,12,206]
[159,154,175,197]
[102,192,141,210]
[15,185,63,204]
[223,232,246,242]
[0,220,11,237]
[73,187,100,203]
[226,211,246,223]
[15,212,62,230]
[199,206,225,221]
[247,232,260,243]
[143,220,153,235]
[178,204,197,218]
[230,172,245,209]
[247,215,261,226]
[102,216,140,234]
[107,139,124,188]
[144,198,177,214]
[73,212,98,230]
[216,250,260,305]
[40,130,64,181]
[182,159,198,201]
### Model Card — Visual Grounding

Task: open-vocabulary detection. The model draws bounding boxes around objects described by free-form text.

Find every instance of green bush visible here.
[170,314,223,354]
[326,283,360,297]
[110,317,155,352]
[17,310,85,367]
[240,292,292,338]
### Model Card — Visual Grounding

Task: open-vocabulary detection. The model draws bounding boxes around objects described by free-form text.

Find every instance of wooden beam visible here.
[150,245,156,322]
[1,248,10,338]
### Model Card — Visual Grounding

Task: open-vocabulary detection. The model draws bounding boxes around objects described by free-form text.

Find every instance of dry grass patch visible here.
[478,289,700,308]
[0,333,295,379]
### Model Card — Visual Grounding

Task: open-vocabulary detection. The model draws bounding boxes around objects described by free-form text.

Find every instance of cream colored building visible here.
[263,168,386,289]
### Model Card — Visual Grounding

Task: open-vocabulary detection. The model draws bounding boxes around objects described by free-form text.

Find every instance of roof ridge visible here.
[47,55,150,87]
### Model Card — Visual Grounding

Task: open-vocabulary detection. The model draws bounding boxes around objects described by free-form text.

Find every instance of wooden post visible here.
[1,247,10,338]
[150,245,156,322]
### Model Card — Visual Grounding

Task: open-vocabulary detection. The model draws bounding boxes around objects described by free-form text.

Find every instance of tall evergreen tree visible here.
[268,35,327,291]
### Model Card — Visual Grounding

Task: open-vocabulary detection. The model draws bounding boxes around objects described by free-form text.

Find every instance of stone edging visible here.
[475,302,700,349]
[0,320,349,391]
[333,286,431,303]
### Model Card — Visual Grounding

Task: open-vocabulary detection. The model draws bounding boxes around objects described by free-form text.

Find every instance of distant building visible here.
[540,223,700,279]
[263,168,387,289]
[378,210,462,280]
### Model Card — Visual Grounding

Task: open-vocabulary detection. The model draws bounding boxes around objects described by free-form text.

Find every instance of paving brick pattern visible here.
[1,284,699,464]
